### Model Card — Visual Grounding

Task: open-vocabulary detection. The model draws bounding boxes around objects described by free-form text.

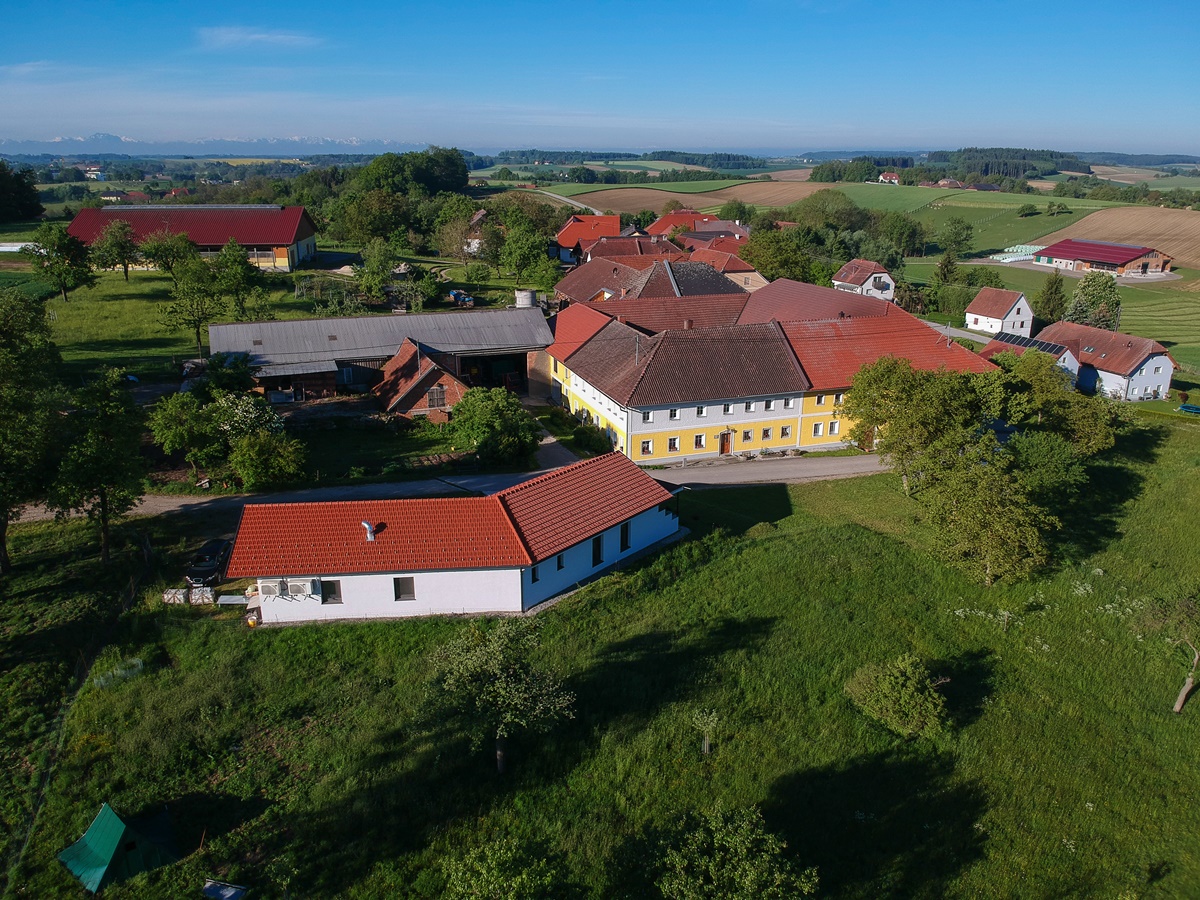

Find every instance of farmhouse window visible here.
[813,422,824,437]
[815,394,825,406]
[762,428,771,440]
[694,434,705,449]
[393,577,416,601]
[765,399,775,411]
[741,429,752,442]
[830,421,841,435]
[1154,365,1163,374]
[531,566,540,584]
[321,580,343,605]
[668,437,679,452]
[620,521,631,552]
[745,401,754,412]
[781,426,792,439]
[556,553,565,570]
[723,403,733,414]
[696,405,706,417]
[642,410,652,423]
[592,535,604,567]
[784,397,794,409]
[640,440,652,455]
[553,359,558,373]
[835,393,845,404]
[669,408,680,420]
[427,385,446,408]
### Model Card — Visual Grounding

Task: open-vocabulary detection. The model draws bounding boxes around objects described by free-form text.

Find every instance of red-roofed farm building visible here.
[68,204,318,271]
[964,288,1032,337]
[1036,321,1174,400]
[1032,239,1172,276]
[831,259,895,302]
[227,453,680,623]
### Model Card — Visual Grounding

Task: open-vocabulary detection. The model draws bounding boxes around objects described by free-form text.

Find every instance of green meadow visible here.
[5,414,1200,898]
[542,180,752,197]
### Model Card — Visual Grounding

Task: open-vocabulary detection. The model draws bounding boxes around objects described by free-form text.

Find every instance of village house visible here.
[977,333,1081,384]
[553,257,746,306]
[226,453,681,623]
[68,205,318,271]
[964,287,1032,337]
[879,172,900,184]
[579,235,682,262]
[831,259,895,302]
[1032,239,1172,276]
[1037,321,1174,400]
[209,307,553,400]
[553,214,622,262]
[690,249,768,292]
[372,338,471,420]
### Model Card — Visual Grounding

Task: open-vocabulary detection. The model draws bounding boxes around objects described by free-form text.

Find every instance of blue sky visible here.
[1,0,1197,153]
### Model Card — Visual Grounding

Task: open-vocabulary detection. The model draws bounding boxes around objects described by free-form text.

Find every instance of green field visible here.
[906,262,1200,371]
[543,180,752,197]
[1137,174,1200,190]
[6,414,1200,897]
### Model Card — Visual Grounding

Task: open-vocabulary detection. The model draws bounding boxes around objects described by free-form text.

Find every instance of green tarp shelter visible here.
[58,803,179,893]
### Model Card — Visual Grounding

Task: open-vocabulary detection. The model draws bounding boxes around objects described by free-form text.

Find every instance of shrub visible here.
[1179,391,1190,405]
[442,837,564,899]
[227,431,307,490]
[572,423,614,454]
[844,653,948,738]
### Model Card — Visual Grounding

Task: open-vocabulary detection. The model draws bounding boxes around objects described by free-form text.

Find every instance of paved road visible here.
[534,190,600,215]
[918,318,993,344]
[654,453,884,488]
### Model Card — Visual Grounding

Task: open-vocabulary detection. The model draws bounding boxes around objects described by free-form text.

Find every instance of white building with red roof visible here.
[227,453,679,623]
[68,204,318,271]
[831,259,895,302]
[554,215,621,262]
[1032,239,1172,276]
[879,172,900,184]
[964,287,1032,337]
[1036,322,1174,400]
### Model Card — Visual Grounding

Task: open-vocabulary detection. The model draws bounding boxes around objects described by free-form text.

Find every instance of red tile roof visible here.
[832,258,889,286]
[1037,239,1167,266]
[1036,321,1172,376]
[555,215,621,248]
[225,453,673,576]
[373,338,469,413]
[67,205,317,248]
[579,294,750,333]
[645,211,720,235]
[965,287,1024,319]
[737,279,894,325]
[226,496,530,577]
[682,235,747,254]
[782,312,996,390]
[690,249,756,273]
[555,256,735,304]
[498,453,673,560]
[547,303,615,363]
[581,236,682,258]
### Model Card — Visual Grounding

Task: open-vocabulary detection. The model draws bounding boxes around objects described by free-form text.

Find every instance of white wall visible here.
[521,505,680,609]
[1096,352,1173,400]
[253,567,524,624]
[966,296,1030,337]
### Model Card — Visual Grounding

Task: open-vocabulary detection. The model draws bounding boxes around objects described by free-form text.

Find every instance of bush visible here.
[1178,391,1190,405]
[844,653,948,738]
[572,423,614,454]
[451,387,542,464]
[228,431,308,490]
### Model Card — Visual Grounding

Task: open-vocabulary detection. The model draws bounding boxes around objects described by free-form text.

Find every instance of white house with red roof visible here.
[1036,322,1174,400]
[964,288,1032,337]
[226,453,679,623]
[977,333,1080,384]
[554,215,621,262]
[831,259,895,301]
[1033,239,1172,276]
[878,172,900,184]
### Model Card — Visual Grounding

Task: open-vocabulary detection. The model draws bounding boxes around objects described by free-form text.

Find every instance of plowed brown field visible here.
[767,168,812,181]
[571,181,826,214]
[1035,206,1200,269]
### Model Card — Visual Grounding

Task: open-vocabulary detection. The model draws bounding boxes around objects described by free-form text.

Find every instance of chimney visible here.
[618,315,627,324]
[683,319,694,330]
[621,288,629,298]
[361,521,375,542]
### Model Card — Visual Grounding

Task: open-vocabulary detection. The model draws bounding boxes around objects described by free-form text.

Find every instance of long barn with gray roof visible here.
[209,308,553,398]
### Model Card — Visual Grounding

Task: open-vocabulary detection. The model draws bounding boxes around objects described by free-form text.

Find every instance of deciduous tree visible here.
[1064,270,1121,329]
[22,222,96,303]
[657,805,818,900]
[90,219,140,281]
[139,229,197,282]
[50,368,147,564]
[937,216,974,258]
[499,226,547,286]
[845,654,948,739]
[212,238,259,320]
[1033,268,1067,322]
[0,160,43,221]
[451,387,542,464]
[163,257,226,357]
[442,838,564,899]
[431,618,574,772]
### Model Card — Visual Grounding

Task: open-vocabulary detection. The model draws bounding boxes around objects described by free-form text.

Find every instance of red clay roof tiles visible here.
[555,215,621,248]
[737,279,894,325]
[964,287,1024,319]
[1036,321,1171,376]
[547,304,615,363]
[832,258,889,286]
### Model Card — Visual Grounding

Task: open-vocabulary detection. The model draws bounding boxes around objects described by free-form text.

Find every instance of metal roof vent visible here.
[361,521,376,542]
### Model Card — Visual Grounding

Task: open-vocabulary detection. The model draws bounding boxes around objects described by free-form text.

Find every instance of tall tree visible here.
[1033,268,1067,322]
[139,229,197,282]
[0,160,44,221]
[0,287,63,574]
[937,216,974,258]
[21,222,96,303]
[1064,271,1122,330]
[90,219,141,281]
[431,618,574,773]
[499,227,548,286]
[211,239,259,320]
[451,388,543,464]
[354,237,399,302]
[163,257,226,357]
[50,368,147,565]
[436,216,474,268]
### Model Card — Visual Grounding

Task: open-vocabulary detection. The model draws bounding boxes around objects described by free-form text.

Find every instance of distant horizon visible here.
[3,0,1198,154]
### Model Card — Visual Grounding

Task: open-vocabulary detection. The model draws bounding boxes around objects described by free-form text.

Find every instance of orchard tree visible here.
[657,805,818,900]
[1033,268,1067,322]
[228,431,307,490]
[442,838,564,900]
[431,618,574,773]
[22,222,96,302]
[354,237,399,302]
[499,226,548,286]
[451,387,543,464]
[0,287,63,574]
[1064,271,1121,330]
[90,219,140,281]
[147,392,222,474]
[139,229,197,282]
[937,216,974,258]
[163,257,226,357]
[1016,203,1039,217]
[844,654,948,739]
[212,239,259,320]
[50,368,147,564]
[436,216,474,268]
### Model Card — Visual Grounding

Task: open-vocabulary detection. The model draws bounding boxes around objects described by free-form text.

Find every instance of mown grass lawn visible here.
[5,415,1200,898]
[543,180,752,197]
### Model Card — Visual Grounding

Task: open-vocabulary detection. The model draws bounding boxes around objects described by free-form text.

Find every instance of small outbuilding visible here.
[58,803,178,893]
[831,259,895,302]
[964,287,1032,337]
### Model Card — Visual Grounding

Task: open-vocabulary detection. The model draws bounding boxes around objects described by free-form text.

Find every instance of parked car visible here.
[185,539,233,587]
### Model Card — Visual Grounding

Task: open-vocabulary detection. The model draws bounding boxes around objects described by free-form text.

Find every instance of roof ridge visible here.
[492,494,534,565]
[621,331,666,406]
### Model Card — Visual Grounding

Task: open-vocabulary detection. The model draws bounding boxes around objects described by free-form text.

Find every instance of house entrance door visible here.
[719,432,731,455]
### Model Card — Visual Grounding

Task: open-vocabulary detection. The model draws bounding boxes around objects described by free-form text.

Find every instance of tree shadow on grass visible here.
[272,616,777,896]
[932,649,996,730]
[763,752,987,899]
[678,484,795,536]
[1047,422,1168,565]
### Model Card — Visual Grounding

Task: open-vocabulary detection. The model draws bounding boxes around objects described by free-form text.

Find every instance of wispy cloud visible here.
[197,27,321,50]
[0,60,53,78]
